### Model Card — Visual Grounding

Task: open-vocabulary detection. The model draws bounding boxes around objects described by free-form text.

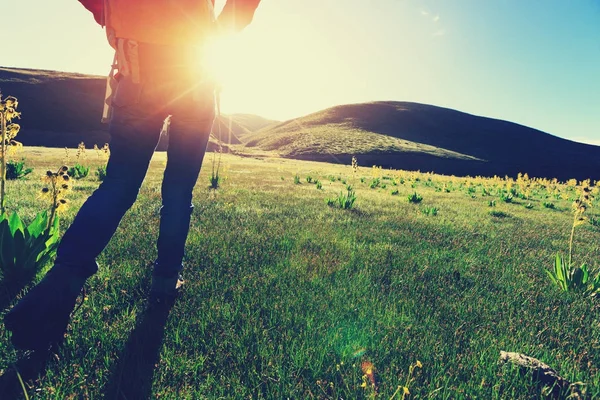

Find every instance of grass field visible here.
[1,147,600,399]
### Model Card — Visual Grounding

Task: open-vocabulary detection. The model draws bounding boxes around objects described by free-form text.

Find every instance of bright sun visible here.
[200,34,245,92]
[194,3,348,122]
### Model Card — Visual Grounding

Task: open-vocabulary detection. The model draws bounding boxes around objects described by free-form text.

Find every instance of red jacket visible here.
[78,0,261,32]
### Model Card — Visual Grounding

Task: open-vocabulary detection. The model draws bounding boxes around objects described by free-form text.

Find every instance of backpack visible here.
[78,0,216,47]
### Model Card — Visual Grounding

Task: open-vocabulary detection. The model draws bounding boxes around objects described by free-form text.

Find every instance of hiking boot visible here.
[4,266,87,351]
[150,273,184,303]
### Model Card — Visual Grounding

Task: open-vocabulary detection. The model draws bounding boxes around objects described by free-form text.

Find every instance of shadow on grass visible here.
[102,298,175,400]
[0,280,30,316]
[0,350,51,399]
[0,278,85,399]
[0,281,42,399]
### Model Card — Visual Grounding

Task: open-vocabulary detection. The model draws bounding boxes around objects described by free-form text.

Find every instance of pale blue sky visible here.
[3,1,600,144]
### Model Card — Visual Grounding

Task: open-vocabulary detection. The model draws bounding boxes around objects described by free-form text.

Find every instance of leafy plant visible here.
[96,164,107,182]
[369,178,380,189]
[488,200,496,207]
[500,192,513,203]
[547,185,600,295]
[407,192,423,204]
[209,172,221,190]
[306,176,313,184]
[0,211,60,284]
[315,180,322,190]
[546,253,600,295]
[543,202,555,209]
[524,202,534,209]
[294,174,301,185]
[391,189,399,196]
[68,163,90,180]
[327,185,357,210]
[421,206,438,216]
[6,159,33,180]
[0,96,63,286]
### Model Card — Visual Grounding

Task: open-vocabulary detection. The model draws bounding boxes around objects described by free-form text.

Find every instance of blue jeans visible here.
[56,45,215,279]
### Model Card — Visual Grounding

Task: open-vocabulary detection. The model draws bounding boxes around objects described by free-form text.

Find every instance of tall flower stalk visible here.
[568,183,592,266]
[41,166,71,230]
[0,93,21,214]
[0,107,5,214]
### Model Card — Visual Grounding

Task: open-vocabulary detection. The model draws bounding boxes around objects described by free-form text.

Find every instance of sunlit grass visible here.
[1,147,600,398]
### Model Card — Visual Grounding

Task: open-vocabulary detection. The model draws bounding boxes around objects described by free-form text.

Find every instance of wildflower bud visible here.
[61,165,69,172]
[46,170,53,177]
[41,187,49,193]
[63,174,70,181]
[62,184,69,189]
[59,199,68,204]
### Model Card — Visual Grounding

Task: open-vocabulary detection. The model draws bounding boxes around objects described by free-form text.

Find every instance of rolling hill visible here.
[243,102,600,180]
[2,67,598,180]
[0,67,275,151]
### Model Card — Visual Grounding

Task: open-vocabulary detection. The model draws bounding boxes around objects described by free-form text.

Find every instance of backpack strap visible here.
[125,40,140,84]
[101,53,118,123]
[115,39,140,84]
[101,38,141,123]
[115,40,130,78]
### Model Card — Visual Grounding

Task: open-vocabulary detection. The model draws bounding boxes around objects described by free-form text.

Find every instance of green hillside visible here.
[243,102,600,180]
[3,67,599,180]
[227,113,279,133]
[0,67,108,147]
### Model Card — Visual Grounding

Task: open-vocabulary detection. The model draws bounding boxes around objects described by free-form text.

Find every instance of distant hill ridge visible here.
[243,101,600,180]
[1,67,599,180]
[0,67,277,151]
